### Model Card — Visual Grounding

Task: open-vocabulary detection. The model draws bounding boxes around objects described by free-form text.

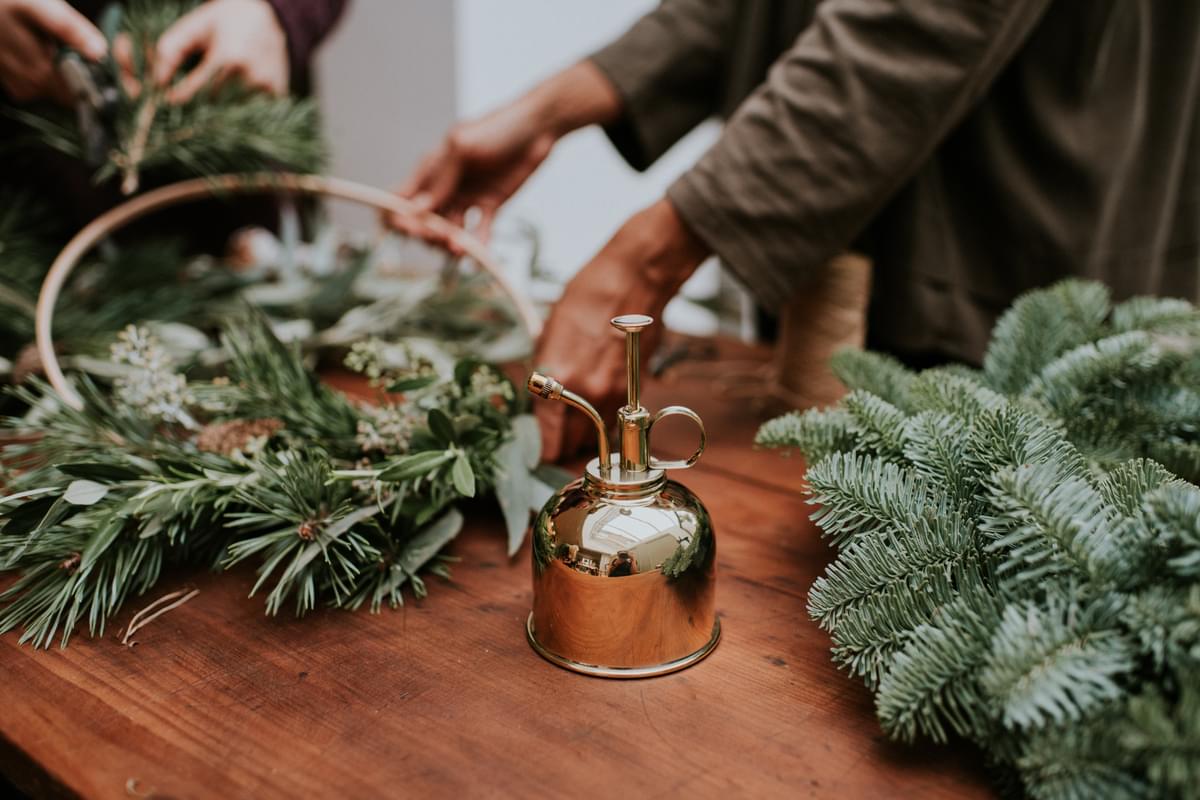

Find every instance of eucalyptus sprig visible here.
[0,317,547,647]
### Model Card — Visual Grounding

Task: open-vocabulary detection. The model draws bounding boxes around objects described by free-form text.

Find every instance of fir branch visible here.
[1120,673,1200,796]
[876,594,1003,743]
[1016,713,1150,800]
[964,405,1088,482]
[980,596,1135,731]
[901,411,974,502]
[1145,482,1200,578]
[983,279,1111,394]
[829,349,916,411]
[809,509,987,686]
[906,369,1006,421]
[1121,586,1200,672]
[1110,296,1200,336]
[842,390,909,461]
[808,507,981,631]
[764,280,1200,797]
[805,453,945,548]
[981,460,1136,586]
[754,406,857,464]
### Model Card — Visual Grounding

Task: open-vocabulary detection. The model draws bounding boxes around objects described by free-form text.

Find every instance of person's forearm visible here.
[521,60,623,140]
[624,198,711,295]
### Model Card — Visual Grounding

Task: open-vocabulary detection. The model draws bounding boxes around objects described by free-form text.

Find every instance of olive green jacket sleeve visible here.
[668,0,1053,310]
[588,0,738,171]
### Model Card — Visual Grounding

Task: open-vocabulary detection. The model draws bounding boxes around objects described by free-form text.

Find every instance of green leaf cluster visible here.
[0,316,543,647]
[758,280,1200,799]
[4,1,324,195]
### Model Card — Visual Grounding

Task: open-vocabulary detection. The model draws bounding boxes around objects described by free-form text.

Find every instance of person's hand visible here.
[535,198,710,462]
[391,99,557,251]
[0,0,106,105]
[154,0,288,104]
[392,60,623,250]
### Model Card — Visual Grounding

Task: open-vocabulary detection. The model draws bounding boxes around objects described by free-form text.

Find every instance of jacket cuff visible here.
[588,45,716,171]
[667,167,811,313]
[264,0,347,86]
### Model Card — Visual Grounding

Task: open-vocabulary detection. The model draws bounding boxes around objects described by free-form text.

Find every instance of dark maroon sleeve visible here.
[264,0,349,81]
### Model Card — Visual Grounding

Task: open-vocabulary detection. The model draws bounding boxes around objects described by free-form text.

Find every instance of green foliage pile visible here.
[757,281,1200,799]
[5,1,324,194]
[0,317,548,648]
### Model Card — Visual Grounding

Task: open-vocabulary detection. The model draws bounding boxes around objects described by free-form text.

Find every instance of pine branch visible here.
[1120,673,1200,797]
[980,596,1135,731]
[805,453,945,548]
[842,390,909,461]
[4,0,324,194]
[984,279,1111,395]
[754,406,856,464]
[876,594,1003,743]
[830,349,916,411]
[1016,713,1150,800]
[981,460,1136,587]
[220,313,361,453]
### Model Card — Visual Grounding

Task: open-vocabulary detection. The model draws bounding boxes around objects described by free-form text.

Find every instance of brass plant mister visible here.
[525,314,720,677]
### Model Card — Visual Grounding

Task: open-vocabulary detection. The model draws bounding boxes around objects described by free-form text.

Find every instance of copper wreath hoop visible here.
[34,172,544,411]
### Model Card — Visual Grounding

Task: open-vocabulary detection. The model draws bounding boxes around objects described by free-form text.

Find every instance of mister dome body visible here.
[525,315,720,677]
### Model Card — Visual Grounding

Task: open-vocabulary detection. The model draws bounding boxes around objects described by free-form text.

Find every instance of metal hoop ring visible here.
[34,172,543,410]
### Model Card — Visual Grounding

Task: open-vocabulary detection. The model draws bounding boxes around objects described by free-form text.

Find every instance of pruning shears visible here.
[57,49,119,167]
[55,4,124,168]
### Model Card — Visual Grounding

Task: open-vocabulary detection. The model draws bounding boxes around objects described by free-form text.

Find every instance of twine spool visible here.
[769,253,872,410]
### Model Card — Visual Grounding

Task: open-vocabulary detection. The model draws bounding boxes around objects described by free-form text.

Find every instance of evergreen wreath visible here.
[0,1,549,649]
[5,0,324,194]
[758,280,1200,799]
[0,314,548,648]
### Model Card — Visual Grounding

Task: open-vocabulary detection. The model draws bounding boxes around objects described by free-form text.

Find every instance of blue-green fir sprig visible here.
[759,280,1200,799]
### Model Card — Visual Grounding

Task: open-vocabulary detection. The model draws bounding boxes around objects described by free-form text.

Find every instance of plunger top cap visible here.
[611,314,654,333]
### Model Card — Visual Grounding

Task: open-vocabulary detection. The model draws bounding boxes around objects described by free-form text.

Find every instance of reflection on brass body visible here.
[524,315,719,678]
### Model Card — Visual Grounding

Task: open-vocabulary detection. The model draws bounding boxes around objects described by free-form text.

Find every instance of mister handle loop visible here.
[647,405,705,471]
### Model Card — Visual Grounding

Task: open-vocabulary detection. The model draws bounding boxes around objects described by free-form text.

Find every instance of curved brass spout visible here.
[527,373,611,475]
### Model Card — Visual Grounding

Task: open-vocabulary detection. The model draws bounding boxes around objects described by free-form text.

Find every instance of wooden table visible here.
[0,343,991,799]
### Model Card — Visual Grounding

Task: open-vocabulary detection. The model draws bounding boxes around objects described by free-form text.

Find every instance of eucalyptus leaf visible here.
[63,480,109,506]
[511,414,541,470]
[493,438,532,556]
[451,454,476,497]
[529,478,555,512]
[397,509,463,574]
[387,375,437,393]
[55,462,140,482]
[0,487,57,507]
[377,450,453,482]
[533,463,576,492]
[428,408,457,445]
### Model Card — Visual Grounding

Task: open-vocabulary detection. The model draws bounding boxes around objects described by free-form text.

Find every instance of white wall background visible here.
[316,1,726,331]
[316,2,457,229]
[456,0,720,282]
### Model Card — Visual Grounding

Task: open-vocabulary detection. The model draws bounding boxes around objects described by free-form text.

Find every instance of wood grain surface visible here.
[0,340,992,799]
